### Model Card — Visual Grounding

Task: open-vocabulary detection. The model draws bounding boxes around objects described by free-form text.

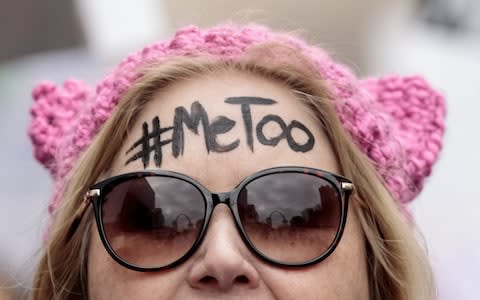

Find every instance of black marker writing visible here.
[172,101,239,157]
[225,97,314,152]
[256,114,287,146]
[125,98,315,168]
[125,116,173,168]
[256,116,315,152]
[172,102,210,156]
[208,116,239,152]
[224,97,276,151]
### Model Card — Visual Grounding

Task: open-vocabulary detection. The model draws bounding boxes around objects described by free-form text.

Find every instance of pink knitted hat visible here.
[29,23,446,218]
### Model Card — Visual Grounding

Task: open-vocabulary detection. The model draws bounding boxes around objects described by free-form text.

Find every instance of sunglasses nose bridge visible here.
[211,192,232,207]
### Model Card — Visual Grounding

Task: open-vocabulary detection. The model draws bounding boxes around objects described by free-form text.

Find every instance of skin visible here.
[88,70,370,300]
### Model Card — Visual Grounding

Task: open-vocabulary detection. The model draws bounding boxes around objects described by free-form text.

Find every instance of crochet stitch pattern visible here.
[29,24,446,217]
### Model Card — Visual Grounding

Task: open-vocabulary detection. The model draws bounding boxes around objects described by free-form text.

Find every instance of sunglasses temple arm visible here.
[341,182,354,193]
[65,190,98,242]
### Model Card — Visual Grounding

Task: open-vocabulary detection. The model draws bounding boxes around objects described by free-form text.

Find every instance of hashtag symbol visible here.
[125,116,173,168]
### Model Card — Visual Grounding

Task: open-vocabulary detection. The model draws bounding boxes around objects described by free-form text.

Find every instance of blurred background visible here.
[0,0,479,298]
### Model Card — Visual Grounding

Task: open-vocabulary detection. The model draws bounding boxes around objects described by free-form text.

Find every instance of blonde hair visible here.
[29,43,436,300]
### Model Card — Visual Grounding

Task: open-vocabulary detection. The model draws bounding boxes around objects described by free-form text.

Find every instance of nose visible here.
[187,205,261,291]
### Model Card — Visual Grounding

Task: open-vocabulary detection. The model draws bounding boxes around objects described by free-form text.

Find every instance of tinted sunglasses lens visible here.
[101,176,205,268]
[237,172,341,264]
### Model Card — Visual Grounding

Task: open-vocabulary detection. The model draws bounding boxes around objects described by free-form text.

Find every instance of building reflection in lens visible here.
[150,207,165,228]
[238,183,338,229]
[172,213,193,231]
[266,210,288,228]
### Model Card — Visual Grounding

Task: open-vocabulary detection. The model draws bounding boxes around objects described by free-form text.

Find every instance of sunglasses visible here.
[79,166,354,272]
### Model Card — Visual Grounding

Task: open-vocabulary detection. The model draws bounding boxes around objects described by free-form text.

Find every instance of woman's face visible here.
[87,71,370,299]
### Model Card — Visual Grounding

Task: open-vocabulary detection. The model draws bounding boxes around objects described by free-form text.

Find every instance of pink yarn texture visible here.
[28,24,446,217]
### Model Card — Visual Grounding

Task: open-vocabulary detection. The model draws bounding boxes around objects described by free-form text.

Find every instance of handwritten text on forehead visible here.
[125,97,315,168]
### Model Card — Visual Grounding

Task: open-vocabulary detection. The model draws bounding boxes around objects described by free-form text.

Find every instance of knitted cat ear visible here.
[360,75,446,203]
[29,79,92,179]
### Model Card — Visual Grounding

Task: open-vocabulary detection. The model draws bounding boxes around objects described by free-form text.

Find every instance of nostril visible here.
[199,275,250,286]
[200,275,217,284]
[235,275,249,284]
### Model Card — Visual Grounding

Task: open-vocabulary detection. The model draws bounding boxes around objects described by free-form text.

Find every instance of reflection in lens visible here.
[237,172,341,264]
[102,176,205,268]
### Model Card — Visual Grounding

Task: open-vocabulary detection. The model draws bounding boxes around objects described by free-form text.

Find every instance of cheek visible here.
[87,225,184,300]
[259,206,370,300]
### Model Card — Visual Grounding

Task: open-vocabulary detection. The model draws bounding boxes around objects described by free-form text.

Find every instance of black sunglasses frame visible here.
[83,166,354,272]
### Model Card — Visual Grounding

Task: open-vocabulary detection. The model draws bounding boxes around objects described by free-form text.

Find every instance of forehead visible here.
[109,70,339,190]
[145,70,316,122]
